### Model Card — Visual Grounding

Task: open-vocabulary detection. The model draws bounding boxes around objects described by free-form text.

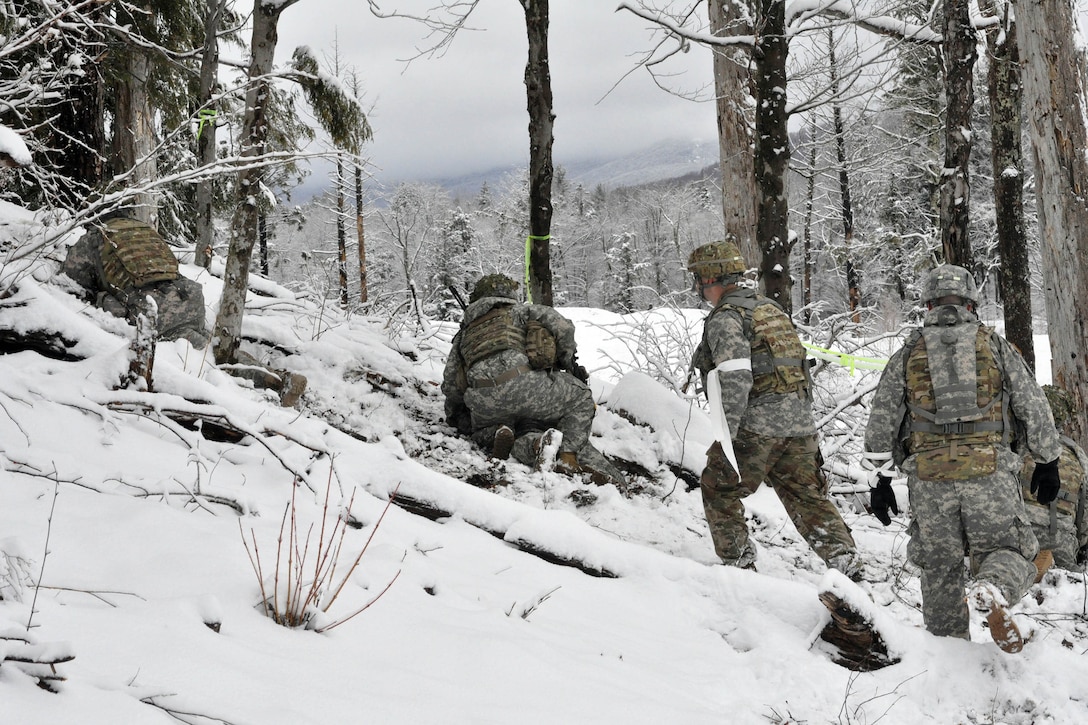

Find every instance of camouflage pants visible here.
[1023,504,1080,571]
[464,369,594,459]
[700,431,856,565]
[906,473,1038,639]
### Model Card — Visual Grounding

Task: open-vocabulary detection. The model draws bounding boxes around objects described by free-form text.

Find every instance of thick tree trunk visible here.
[112,47,157,224]
[982,0,1034,370]
[523,0,554,306]
[939,0,976,267]
[213,0,301,364]
[195,0,223,269]
[753,0,792,311]
[1017,0,1088,447]
[707,0,759,267]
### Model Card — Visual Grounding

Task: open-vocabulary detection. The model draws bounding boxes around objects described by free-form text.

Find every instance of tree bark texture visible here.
[112,46,157,224]
[1017,0,1088,447]
[982,0,1034,370]
[355,164,367,303]
[707,0,759,268]
[753,0,792,311]
[213,0,300,364]
[828,30,860,321]
[195,0,223,269]
[939,0,976,268]
[337,156,348,307]
[523,0,554,306]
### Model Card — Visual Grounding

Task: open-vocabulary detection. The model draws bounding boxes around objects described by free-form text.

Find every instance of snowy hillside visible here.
[2,209,1088,724]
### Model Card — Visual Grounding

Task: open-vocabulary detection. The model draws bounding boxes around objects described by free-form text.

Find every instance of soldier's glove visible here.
[869,474,899,527]
[571,362,589,383]
[1077,544,1088,567]
[1030,458,1061,505]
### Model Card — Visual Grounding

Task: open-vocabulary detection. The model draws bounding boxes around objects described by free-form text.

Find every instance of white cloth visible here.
[707,357,752,480]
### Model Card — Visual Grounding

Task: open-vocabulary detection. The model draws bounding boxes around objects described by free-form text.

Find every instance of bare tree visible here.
[1017,0,1088,446]
[939,0,976,267]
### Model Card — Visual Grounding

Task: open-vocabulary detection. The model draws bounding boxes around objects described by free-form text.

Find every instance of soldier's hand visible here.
[572,363,589,383]
[1077,544,1088,567]
[1030,458,1061,505]
[869,474,899,527]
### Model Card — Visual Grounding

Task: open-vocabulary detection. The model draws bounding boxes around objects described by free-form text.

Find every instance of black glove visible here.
[1030,458,1061,505]
[1077,544,1088,566]
[869,474,899,527]
[571,363,589,383]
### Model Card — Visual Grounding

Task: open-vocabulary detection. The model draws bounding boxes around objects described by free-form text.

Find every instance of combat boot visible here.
[491,425,515,460]
[533,429,562,471]
[968,581,1024,654]
[1033,549,1054,584]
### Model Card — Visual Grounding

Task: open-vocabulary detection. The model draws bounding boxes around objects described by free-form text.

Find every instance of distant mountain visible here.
[431,137,720,202]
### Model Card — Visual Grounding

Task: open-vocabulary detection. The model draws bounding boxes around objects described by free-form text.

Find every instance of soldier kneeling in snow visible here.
[60,213,209,348]
[442,273,624,486]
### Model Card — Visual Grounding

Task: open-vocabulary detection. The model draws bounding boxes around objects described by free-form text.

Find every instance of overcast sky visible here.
[274,2,719,185]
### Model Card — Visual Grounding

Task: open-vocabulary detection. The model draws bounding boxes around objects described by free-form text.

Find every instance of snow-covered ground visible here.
[1,205,1087,724]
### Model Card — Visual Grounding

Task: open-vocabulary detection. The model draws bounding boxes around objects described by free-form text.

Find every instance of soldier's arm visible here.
[441,331,467,417]
[704,309,753,435]
[994,336,1062,463]
[864,347,908,466]
[527,304,578,366]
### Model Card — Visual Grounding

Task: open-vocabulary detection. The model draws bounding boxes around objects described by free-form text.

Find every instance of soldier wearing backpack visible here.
[687,238,859,577]
[864,264,1062,653]
[60,213,208,347]
[441,274,624,485]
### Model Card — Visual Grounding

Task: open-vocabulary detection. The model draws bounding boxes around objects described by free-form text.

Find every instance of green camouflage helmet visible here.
[922,264,979,305]
[470,273,520,303]
[1042,384,1076,432]
[686,237,747,280]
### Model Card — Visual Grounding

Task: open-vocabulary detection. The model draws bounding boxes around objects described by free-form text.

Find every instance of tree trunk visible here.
[1017,0,1088,447]
[337,155,348,307]
[707,0,759,267]
[828,30,860,322]
[213,0,301,364]
[939,0,976,267]
[981,0,1034,371]
[753,0,792,311]
[195,0,223,269]
[112,45,157,224]
[522,0,554,306]
[355,163,367,303]
[801,115,817,326]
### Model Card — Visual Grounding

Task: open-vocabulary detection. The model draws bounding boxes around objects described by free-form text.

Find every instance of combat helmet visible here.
[922,264,979,305]
[687,236,747,281]
[1042,384,1076,433]
[470,273,519,303]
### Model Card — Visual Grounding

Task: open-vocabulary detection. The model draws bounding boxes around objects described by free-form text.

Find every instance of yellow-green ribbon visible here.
[196,109,218,139]
[802,342,888,374]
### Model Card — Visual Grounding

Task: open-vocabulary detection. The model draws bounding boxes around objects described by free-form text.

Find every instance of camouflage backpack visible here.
[696,290,808,398]
[459,303,525,369]
[524,320,557,370]
[904,320,1008,481]
[98,217,179,294]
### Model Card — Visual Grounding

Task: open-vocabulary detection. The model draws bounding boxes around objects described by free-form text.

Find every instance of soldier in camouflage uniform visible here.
[1018,384,1088,577]
[687,238,859,576]
[864,264,1062,653]
[60,213,209,347]
[441,274,625,485]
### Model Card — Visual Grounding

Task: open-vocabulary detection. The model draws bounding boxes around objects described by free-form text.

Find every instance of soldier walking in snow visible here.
[687,238,859,576]
[864,264,1062,653]
[442,274,624,485]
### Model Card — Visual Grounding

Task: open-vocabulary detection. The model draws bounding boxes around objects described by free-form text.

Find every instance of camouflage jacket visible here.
[865,305,1062,476]
[693,288,815,438]
[441,297,579,419]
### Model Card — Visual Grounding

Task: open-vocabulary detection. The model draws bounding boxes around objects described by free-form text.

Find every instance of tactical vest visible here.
[904,321,1008,481]
[98,217,179,294]
[524,319,557,370]
[459,303,525,369]
[695,291,808,399]
[1021,438,1084,516]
